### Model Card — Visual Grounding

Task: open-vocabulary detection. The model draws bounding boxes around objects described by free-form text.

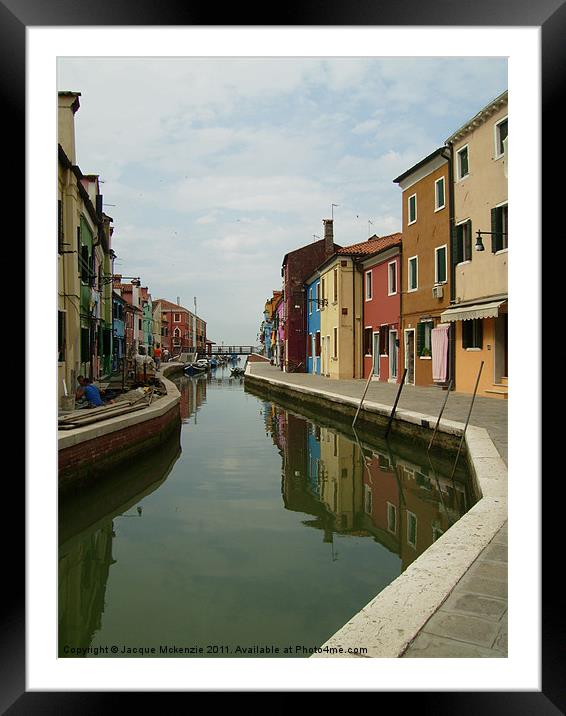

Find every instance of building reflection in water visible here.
[59,426,183,656]
[178,374,207,423]
[262,403,472,571]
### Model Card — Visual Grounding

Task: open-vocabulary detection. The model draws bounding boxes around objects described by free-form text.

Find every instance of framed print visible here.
[7,0,561,709]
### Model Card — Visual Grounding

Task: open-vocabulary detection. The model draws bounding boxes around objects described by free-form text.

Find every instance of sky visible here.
[57,57,507,345]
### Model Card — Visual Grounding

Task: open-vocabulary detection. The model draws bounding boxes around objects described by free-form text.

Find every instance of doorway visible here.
[372,332,380,377]
[404,329,415,385]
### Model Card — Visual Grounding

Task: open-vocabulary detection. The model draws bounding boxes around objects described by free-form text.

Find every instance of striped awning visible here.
[440,300,506,322]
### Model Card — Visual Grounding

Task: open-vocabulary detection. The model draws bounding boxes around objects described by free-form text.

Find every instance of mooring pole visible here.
[428,379,454,451]
[384,368,408,438]
[352,368,374,428]
[449,361,484,480]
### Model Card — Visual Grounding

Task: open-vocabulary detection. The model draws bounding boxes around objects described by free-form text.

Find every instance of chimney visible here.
[323,219,334,256]
[57,92,81,164]
[177,296,180,306]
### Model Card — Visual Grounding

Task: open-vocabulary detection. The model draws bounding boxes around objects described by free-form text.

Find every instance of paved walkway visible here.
[247,363,508,657]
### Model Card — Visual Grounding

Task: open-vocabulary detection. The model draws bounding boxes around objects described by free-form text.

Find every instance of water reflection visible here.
[262,402,471,570]
[59,374,475,658]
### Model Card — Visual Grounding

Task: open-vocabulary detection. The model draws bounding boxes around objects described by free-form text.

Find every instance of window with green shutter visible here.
[417,321,433,357]
[455,221,472,263]
[491,204,508,252]
[435,246,447,283]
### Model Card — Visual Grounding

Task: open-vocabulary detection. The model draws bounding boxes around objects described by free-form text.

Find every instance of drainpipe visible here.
[443,143,456,390]
[352,258,356,379]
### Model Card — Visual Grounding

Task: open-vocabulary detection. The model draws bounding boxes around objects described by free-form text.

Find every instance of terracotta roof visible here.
[336,232,402,256]
[153,299,190,312]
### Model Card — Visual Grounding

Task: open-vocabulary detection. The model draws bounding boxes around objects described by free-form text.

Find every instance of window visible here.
[316,282,321,311]
[379,325,389,355]
[408,193,417,224]
[333,327,338,359]
[457,145,469,180]
[454,220,472,263]
[80,245,90,283]
[435,177,445,211]
[408,256,418,291]
[462,319,483,349]
[58,199,64,254]
[58,311,66,362]
[363,327,373,356]
[495,117,508,158]
[387,503,397,533]
[80,327,90,363]
[138,319,142,330]
[365,270,372,300]
[417,321,433,358]
[174,313,181,322]
[364,485,373,515]
[407,511,418,548]
[388,261,397,295]
[333,267,338,302]
[435,245,447,284]
[321,278,326,308]
[491,203,508,252]
[308,288,313,314]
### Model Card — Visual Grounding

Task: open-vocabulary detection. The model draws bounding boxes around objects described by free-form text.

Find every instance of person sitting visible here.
[83,378,106,408]
[75,375,87,401]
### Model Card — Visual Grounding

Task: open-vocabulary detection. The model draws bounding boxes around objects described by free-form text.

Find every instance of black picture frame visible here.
[9,0,559,710]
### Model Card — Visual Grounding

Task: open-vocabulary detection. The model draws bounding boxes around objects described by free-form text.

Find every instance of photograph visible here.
[11,7,556,708]
[56,55,511,664]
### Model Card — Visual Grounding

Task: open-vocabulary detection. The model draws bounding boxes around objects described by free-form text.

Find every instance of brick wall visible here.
[59,402,181,490]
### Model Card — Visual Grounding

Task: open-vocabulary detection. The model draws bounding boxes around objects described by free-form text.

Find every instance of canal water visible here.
[59,362,476,658]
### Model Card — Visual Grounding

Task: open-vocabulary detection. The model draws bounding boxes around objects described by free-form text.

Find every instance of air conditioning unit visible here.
[432,285,444,299]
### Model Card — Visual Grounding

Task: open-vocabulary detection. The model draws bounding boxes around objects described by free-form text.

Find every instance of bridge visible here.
[183,345,261,356]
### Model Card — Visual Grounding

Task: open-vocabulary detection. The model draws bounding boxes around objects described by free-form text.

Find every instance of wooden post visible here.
[449,361,484,480]
[384,368,408,438]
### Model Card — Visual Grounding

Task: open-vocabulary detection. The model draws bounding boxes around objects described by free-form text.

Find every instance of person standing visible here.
[154,343,162,370]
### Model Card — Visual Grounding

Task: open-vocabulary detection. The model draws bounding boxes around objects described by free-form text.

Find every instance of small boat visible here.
[184,363,207,376]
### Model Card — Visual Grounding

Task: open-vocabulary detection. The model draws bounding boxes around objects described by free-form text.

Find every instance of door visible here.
[321,337,326,375]
[326,335,330,376]
[404,329,415,384]
[372,332,380,376]
[389,330,398,379]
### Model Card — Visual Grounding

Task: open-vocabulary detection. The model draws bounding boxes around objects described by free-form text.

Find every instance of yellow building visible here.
[58,92,115,407]
[318,250,363,379]
[318,428,363,532]
[442,91,508,398]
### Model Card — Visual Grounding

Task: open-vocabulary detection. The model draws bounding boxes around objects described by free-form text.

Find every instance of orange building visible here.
[394,148,452,388]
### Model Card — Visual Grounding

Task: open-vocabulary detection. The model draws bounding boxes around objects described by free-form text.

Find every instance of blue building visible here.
[305,273,322,374]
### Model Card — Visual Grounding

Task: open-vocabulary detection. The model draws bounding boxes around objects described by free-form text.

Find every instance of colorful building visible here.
[393,147,452,387]
[311,232,401,380]
[281,219,339,372]
[305,274,322,374]
[58,91,115,405]
[358,234,403,382]
[442,91,508,398]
